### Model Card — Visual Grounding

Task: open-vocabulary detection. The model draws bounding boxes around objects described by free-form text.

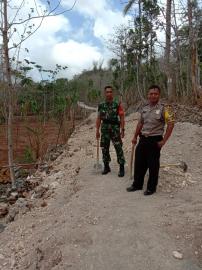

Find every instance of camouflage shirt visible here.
[98,100,123,124]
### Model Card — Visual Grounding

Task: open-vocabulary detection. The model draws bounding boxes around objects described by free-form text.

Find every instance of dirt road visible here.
[0,112,201,269]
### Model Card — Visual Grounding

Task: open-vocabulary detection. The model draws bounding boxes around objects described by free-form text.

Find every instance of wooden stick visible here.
[129,144,135,180]
[0,162,47,169]
[97,138,99,166]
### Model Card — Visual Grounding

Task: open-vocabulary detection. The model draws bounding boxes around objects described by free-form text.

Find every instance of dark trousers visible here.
[132,135,162,192]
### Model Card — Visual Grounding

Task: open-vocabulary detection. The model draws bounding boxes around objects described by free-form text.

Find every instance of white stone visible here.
[0,253,5,259]
[0,203,8,217]
[173,251,183,259]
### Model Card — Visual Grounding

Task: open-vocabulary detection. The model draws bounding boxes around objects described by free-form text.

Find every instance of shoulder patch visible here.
[164,104,175,123]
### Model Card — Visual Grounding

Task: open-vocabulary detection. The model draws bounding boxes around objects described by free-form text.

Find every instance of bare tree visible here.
[188,0,199,103]
[0,0,76,185]
[164,0,173,100]
[124,0,143,98]
[2,0,15,181]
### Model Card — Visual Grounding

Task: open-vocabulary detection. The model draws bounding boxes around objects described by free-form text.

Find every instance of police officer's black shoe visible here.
[144,190,156,196]
[126,186,142,192]
[102,163,111,175]
[118,164,125,177]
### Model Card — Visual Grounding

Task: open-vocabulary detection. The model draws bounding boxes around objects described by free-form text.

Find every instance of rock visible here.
[33,184,49,199]
[0,203,9,217]
[22,191,29,198]
[0,223,6,233]
[39,164,50,174]
[5,187,12,197]
[0,253,5,259]
[8,192,18,204]
[49,182,59,189]
[15,167,29,179]
[15,198,28,213]
[181,181,186,188]
[10,192,18,198]
[0,195,7,203]
[41,201,47,207]
[75,167,80,174]
[51,250,62,267]
[6,207,19,222]
[15,178,26,190]
[50,154,58,161]
[10,254,16,268]
[0,168,10,183]
[43,189,54,199]
[54,171,63,180]
[26,177,41,189]
[41,171,47,178]
[172,251,183,259]
[10,185,18,192]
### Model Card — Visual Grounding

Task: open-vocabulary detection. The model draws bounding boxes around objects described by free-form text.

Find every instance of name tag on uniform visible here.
[155,109,160,114]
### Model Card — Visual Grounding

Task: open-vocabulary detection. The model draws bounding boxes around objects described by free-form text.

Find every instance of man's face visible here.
[148,88,160,104]
[105,87,113,101]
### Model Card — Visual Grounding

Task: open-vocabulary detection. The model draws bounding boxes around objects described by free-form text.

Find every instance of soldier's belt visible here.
[102,120,120,125]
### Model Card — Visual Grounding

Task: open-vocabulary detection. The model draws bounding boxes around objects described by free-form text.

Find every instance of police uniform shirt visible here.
[139,102,174,137]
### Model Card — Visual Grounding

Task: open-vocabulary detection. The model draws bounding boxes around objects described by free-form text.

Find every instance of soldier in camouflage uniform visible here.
[96,86,125,177]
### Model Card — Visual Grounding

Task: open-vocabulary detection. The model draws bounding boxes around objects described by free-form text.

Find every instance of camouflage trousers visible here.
[100,124,125,165]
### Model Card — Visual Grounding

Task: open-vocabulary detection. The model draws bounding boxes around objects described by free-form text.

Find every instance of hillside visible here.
[0,111,202,270]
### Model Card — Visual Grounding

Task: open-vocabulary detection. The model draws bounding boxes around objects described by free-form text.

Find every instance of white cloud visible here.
[63,0,131,40]
[10,15,71,80]
[52,40,102,77]
[93,10,130,40]
[4,0,130,79]
[63,0,108,18]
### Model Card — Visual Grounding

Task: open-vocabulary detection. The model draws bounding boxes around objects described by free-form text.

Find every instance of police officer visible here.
[96,86,125,177]
[127,85,174,195]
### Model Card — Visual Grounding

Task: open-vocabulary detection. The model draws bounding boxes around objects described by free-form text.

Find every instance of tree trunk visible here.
[120,41,124,95]
[188,0,199,103]
[173,0,184,98]
[136,61,144,101]
[191,43,199,101]
[137,0,142,89]
[138,0,142,60]
[165,0,172,100]
[43,88,46,125]
[2,0,15,184]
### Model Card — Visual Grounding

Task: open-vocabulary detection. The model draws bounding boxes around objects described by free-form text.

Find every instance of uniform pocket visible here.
[154,113,161,120]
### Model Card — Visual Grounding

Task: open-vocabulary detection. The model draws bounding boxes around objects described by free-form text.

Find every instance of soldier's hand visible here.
[96,130,100,139]
[132,137,137,145]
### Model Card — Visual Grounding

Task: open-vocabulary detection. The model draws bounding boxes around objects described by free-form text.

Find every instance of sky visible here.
[8,0,131,80]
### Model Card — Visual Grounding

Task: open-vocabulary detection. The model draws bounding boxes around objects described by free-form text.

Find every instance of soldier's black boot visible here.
[102,163,111,175]
[118,164,125,177]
